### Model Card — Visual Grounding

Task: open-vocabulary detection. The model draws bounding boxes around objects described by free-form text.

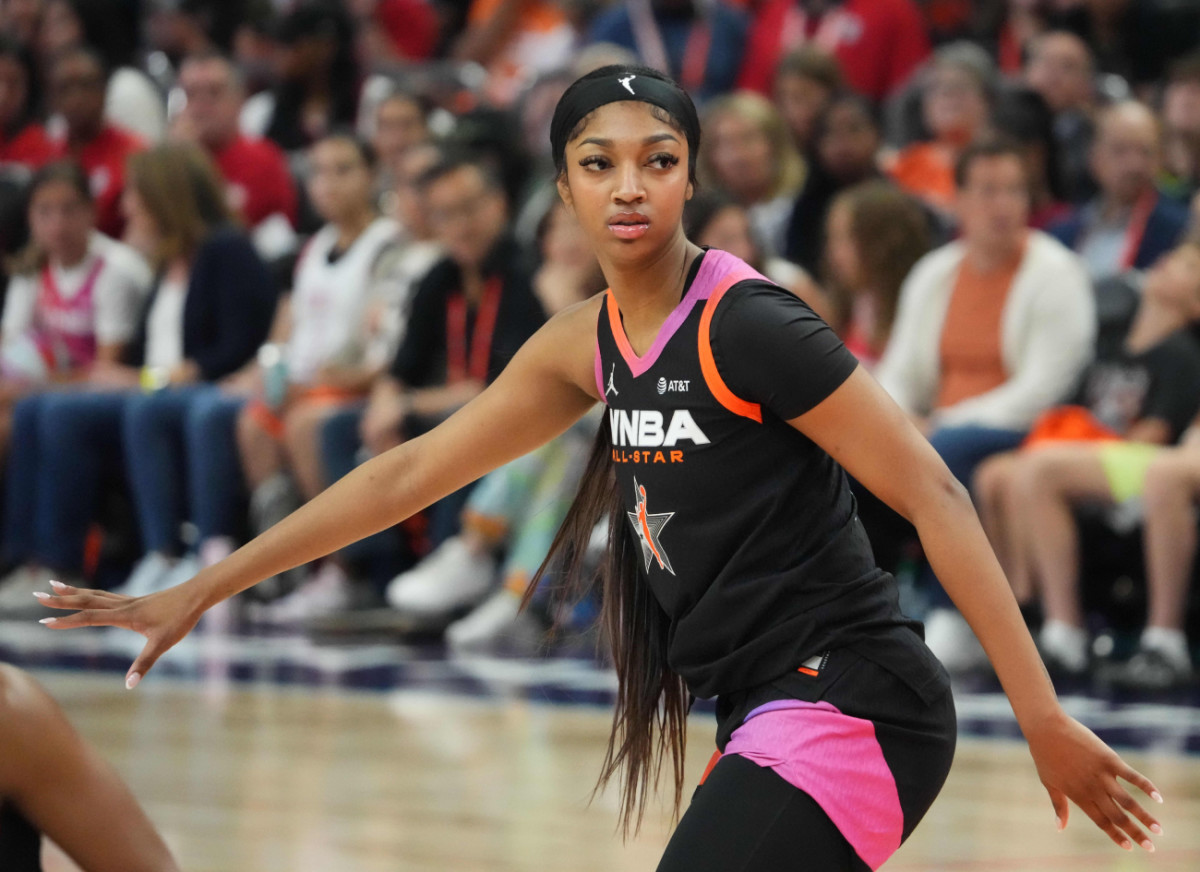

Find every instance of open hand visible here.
[35,578,209,689]
[1027,711,1163,852]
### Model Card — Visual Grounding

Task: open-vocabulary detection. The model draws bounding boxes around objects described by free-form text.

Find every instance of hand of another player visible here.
[35,578,210,689]
[1026,711,1163,851]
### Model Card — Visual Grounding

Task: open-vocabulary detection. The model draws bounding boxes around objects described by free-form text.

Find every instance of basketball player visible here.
[38,66,1164,870]
[0,664,178,872]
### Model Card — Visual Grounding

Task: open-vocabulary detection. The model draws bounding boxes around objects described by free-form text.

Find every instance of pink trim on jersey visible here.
[605,249,769,377]
[723,699,903,871]
[594,338,606,404]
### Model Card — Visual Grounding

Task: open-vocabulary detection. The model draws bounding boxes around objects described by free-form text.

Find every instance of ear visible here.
[685,181,694,201]
[556,174,574,212]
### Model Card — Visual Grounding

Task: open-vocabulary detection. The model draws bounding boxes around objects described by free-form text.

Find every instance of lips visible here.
[608,211,650,241]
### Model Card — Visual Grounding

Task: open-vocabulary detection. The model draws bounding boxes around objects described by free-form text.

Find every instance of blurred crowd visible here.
[0,0,1199,691]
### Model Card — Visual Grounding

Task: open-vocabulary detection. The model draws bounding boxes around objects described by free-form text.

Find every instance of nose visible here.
[612,161,646,205]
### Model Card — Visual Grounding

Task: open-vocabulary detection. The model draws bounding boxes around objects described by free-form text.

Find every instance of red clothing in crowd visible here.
[212,134,298,228]
[51,124,145,238]
[375,0,439,61]
[738,0,930,101]
[0,123,56,169]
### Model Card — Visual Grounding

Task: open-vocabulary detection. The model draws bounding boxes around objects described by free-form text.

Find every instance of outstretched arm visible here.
[789,367,1163,853]
[38,299,603,685]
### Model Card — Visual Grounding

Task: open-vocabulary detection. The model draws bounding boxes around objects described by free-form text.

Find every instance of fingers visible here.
[1046,786,1069,831]
[1109,781,1163,839]
[127,638,167,691]
[36,591,127,611]
[1118,763,1164,805]
[39,607,127,630]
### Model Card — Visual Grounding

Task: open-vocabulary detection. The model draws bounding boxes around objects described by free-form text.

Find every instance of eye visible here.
[648,153,680,170]
[579,155,611,171]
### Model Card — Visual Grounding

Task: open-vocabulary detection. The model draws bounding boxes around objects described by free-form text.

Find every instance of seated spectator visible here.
[1160,53,1200,206]
[886,41,996,218]
[0,664,179,872]
[876,139,1095,669]
[586,0,747,103]
[455,0,577,107]
[36,0,166,142]
[312,155,546,620]
[171,51,299,260]
[45,46,145,238]
[368,89,431,205]
[992,86,1071,230]
[771,47,841,156]
[0,162,151,451]
[0,144,275,608]
[240,2,360,156]
[0,35,54,169]
[1049,101,1191,284]
[681,190,820,311]
[385,201,602,645]
[738,0,929,102]
[974,239,1200,678]
[1022,31,1097,204]
[784,91,883,273]
[699,92,804,257]
[821,180,930,370]
[234,133,398,621]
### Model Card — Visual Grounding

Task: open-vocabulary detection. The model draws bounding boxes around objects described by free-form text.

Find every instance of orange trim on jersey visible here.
[605,289,637,365]
[698,274,762,423]
[699,749,722,786]
[797,666,820,677]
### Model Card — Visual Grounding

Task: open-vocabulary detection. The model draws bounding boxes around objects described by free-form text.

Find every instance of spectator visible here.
[0,0,43,47]
[1049,101,1191,284]
[316,155,545,616]
[699,91,804,257]
[875,139,1095,670]
[367,89,431,204]
[992,86,1070,230]
[772,46,841,155]
[1023,30,1097,204]
[821,180,930,370]
[0,144,275,606]
[738,0,929,102]
[45,46,145,238]
[171,52,299,259]
[886,41,996,218]
[357,0,439,66]
[784,91,883,273]
[681,189,820,311]
[241,2,360,155]
[1160,53,1200,205]
[235,133,398,622]
[455,0,577,107]
[586,0,747,103]
[36,0,166,141]
[385,201,601,644]
[0,161,151,451]
[0,34,52,168]
[974,239,1200,677]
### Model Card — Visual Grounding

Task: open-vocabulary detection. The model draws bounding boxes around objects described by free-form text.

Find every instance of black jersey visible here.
[595,248,923,701]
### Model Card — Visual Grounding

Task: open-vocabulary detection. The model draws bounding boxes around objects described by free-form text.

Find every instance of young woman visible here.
[38,66,1164,871]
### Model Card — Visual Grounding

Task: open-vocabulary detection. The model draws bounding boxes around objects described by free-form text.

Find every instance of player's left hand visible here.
[1026,711,1163,852]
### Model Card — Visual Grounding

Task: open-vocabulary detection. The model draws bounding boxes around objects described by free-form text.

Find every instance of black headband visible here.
[550,71,698,172]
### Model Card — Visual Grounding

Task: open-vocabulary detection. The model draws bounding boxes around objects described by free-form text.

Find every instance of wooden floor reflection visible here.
[31,670,1200,872]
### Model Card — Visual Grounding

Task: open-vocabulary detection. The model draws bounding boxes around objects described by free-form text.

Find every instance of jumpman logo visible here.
[627,478,675,574]
[618,75,637,95]
[606,363,619,397]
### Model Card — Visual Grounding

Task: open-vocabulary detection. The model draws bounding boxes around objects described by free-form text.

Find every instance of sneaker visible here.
[446,590,545,652]
[158,554,202,593]
[0,566,84,618]
[385,537,496,616]
[1105,646,1194,691]
[1038,620,1090,676]
[923,608,989,673]
[256,562,354,625]
[111,553,175,598]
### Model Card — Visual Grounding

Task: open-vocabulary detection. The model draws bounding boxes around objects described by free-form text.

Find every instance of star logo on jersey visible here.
[627,478,674,574]
[619,75,637,95]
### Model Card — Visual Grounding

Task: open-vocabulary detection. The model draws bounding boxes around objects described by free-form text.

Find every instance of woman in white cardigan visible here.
[874,141,1095,670]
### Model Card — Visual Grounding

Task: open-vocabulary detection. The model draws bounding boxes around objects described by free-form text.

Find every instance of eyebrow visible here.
[577,133,682,148]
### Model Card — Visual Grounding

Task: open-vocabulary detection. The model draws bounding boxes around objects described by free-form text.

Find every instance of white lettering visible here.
[637,411,664,446]
[609,409,710,447]
[664,410,709,446]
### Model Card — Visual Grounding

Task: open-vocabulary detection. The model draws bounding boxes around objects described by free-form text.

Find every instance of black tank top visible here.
[0,800,42,871]
[595,248,923,701]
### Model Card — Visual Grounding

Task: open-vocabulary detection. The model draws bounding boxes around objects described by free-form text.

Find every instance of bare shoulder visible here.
[518,293,605,402]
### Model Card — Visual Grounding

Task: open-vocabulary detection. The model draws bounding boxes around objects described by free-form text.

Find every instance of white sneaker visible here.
[158,554,202,593]
[385,537,496,616]
[923,608,989,673]
[257,562,353,625]
[112,553,175,598]
[0,566,81,616]
[446,590,544,651]
[1038,620,1089,675]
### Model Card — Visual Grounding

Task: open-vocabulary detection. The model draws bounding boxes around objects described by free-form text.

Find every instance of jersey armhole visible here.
[698,273,763,423]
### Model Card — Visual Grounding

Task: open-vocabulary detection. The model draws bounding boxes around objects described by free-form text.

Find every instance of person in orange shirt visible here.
[454,0,576,107]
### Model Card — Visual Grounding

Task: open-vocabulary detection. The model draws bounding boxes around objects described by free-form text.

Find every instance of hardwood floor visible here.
[29,670,1200,872]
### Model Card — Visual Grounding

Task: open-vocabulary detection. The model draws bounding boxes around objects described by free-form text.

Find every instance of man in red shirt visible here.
[171,52,298,256]
[738,0,930,102]
[47,48,145,238]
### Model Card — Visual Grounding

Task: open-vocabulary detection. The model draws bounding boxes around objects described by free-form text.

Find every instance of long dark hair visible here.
[528,64,697,836]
